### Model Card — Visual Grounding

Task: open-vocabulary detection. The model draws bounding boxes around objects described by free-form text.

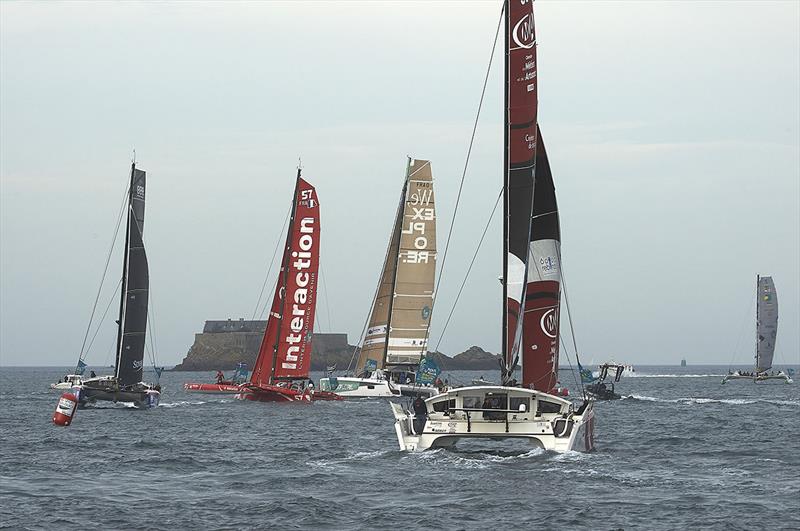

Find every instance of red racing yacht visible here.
[236,169,341,403]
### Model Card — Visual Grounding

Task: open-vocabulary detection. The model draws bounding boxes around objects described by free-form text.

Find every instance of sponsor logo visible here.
[282,209,317,371]
[421,306,431,320]
[136,185,144,198]
[512,2,535,50]
[540,308,558,339]
[540,255,558,272]
[132,360,143,369]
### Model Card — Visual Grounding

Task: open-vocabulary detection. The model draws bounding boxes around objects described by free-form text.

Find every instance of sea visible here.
[1,365,798,530]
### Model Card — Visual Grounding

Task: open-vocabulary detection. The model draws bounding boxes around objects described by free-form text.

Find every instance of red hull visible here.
[183,383,242,394]
[237,384,342,402]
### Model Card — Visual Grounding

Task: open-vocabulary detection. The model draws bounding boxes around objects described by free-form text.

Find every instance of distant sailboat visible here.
[79,162,160,408]
[681,358,687,367]
[723,276,793,384]
[236,169,341,402]
[390,0,594,453]
[319,158,438,398]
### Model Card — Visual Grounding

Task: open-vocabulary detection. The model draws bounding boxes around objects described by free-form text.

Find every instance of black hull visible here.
[79,387,159,409]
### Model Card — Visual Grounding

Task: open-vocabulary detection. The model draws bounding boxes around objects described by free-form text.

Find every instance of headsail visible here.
[115,164,148,387]
[522,127,561,392]
[250,173,320,384]
[755,276,778,372]
[356,159,436,371]
[503,0,538,375]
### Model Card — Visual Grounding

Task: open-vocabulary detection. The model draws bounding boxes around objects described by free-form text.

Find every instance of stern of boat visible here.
[390,402,421,451]
[567,401,595,452]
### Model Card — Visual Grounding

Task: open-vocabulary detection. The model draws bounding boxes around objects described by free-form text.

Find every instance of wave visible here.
[624,395,799,406]
[624,373,725,378]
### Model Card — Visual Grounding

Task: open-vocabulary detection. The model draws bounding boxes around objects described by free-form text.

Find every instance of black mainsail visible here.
[114,164,149,387]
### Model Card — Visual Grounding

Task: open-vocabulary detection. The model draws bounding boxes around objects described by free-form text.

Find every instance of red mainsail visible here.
[250,174,320,384]
[503,0,538,370]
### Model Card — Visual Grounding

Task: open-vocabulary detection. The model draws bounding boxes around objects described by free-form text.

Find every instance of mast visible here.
[270,170,302,384]
[114,163,135,378]
[502,0,538,382]
[755,274,759,369]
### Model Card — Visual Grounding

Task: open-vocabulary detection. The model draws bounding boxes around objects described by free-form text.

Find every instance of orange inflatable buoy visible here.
[53,392,78,426]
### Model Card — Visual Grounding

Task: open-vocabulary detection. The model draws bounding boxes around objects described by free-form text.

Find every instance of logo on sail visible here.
[512,3,535,50]
[540,308,558,338]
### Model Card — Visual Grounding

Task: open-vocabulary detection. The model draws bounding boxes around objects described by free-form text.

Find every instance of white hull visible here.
[390,385,594,453]
[319,376,439,398]
[722,371,793,384]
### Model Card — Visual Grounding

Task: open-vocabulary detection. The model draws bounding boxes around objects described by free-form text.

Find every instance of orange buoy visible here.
[53,392,78,426]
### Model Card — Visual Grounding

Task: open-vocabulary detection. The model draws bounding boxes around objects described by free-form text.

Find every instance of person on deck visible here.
[90,371,97,378]
[215,370,225,384]
[412,396,428,434]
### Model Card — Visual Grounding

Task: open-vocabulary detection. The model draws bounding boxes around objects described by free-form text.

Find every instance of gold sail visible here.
[355,159,436,372]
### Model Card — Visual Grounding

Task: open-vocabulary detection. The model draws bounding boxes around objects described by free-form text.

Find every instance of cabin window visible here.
[510,397,530,413]
[463,396,483,410]
[432,399,455,413]
[482,393,507,420]
[537,399,562,414]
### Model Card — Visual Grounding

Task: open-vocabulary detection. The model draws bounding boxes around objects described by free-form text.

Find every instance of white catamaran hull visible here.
[319,376,439,398]
[721,371,793,384]
[390,386,594,453]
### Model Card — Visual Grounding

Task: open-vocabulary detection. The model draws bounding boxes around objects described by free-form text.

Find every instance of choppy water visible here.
[1,365,799,530]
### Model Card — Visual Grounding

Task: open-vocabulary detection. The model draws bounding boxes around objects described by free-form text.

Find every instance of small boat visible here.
[585,381,621,401]
[723,276,793,384]
[184,364,249,394]
[50,374,84,390]
[319,158,438,398]
[236,169,341,403]
[77,162,160,409]
[584,362,624,400]
[391,1,593,453]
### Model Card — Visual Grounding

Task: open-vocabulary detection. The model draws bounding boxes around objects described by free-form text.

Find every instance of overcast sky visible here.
[2,1,798,368]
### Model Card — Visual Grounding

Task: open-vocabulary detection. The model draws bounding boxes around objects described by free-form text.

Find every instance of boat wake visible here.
[624,395,799,407]
[624,373,725,378]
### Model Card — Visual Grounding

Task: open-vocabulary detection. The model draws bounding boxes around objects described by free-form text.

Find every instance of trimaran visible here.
[723,276,793,384]
[235,169,341,402]
[390,0,595,452]
[319,158,438,398]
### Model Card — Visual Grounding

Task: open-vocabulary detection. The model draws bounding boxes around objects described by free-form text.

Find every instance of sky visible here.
[1,1,798,368]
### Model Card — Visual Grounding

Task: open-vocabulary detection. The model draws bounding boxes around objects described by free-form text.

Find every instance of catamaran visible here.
[723,276,793,384]
[390,0,594,453]
[236,169,341,402]
[78,162,161,409]
[319,158,438,398]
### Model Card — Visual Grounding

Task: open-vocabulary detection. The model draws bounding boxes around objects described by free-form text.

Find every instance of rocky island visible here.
[172,319,502,372]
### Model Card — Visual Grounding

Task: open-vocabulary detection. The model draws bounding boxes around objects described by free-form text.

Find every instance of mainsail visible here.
[356,159,436,372]
[250,173,320,385]
[503,0,538,373]
[522,127,561,391]
[115,164,148,387]
[755,276,778,372]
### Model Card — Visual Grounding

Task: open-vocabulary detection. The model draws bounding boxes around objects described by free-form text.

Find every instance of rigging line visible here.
[319,265,333,333]
[146,292,159,371]
[345,167,409,374]
[728,289,755,370]
[251,205,292,320]
[84,277,123,357]
[77,182,130,365]
[426,3,504,346]
[434,187,503,352]
[556,246,586,400]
